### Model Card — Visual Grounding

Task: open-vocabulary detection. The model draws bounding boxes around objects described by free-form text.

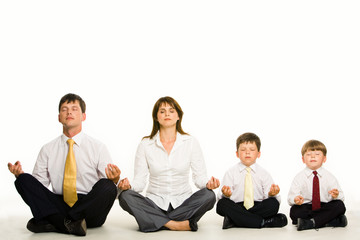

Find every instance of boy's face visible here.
[302,150,327,170]
[236,141,261,167]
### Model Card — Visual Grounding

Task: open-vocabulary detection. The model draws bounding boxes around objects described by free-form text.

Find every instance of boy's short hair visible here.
[301,140,327,156]
[58,93,86,113]
[236,132,261,151]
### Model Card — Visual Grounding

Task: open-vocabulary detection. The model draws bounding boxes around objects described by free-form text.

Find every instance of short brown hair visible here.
[301,140,327,156]
[59,93,86,113]
[236,132,261,151]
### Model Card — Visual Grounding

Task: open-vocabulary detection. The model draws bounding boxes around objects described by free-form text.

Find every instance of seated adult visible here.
[118,96,220,232]
[7,93,121,236]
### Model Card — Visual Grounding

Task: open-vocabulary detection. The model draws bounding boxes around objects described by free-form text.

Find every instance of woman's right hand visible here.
[118,177,131,190]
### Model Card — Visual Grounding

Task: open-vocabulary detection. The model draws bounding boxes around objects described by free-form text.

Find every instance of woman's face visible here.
[157,103,179,129]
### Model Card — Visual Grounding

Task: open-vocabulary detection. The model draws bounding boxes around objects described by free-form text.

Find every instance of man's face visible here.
[58,100,86,130]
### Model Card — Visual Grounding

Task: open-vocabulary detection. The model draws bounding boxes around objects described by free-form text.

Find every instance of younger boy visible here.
[288,139,347,231]
[216,132,287,229]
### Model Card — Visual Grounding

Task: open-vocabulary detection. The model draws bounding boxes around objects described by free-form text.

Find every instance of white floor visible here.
[2,197,360,240]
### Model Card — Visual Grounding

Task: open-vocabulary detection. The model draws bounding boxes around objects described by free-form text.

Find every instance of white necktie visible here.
[244,167,254,210]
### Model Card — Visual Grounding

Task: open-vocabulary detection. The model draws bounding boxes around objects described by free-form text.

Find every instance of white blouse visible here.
[131,132,208,210]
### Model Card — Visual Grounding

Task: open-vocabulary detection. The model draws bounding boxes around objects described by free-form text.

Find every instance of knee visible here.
[216,198,232,215]
[201,188,216,205]
[269,197,280,211]
[95,178,117,198]
[15,173,35,187]
[217,198,229,207]
[332,200,346,213]
[118,189,136,203]
[216,199,225,214]
[268,197,279,206]
[264,197,279,210]
[118,190,137,213]
[16,173,33,181]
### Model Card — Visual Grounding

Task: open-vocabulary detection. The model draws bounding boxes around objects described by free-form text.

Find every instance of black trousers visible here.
[14,173,117,228]
[290,200,346,228]
[216,197,280,228]
[119,188,216,232]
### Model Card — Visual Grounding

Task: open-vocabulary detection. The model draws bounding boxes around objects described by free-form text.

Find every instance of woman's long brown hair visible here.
[144,96,188,139]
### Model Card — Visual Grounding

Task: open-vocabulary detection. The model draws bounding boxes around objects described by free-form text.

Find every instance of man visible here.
[8,93,121,236]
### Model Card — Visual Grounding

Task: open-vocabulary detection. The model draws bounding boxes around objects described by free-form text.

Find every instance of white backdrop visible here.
[1,1,359,218]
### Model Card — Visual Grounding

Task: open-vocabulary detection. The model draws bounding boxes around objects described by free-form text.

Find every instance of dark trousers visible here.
[290,200,346,228]
[119,188,216,232]
[216,197,280,228]
[15,173,117,228]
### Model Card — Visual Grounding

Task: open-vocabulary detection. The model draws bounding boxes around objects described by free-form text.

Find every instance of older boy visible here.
[7,93,121,236]
[216,132,287,229]
[288,139,347,231]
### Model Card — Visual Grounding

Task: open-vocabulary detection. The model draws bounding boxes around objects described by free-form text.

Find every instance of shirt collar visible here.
[153,131,191,144]
[152,131,192,152]
[305,166,324,177]
[238,162,257,173]
[61,131,84,146]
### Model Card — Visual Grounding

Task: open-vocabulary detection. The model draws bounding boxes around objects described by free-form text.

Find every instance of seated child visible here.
[216,132,287,229]
[288,139,347,231]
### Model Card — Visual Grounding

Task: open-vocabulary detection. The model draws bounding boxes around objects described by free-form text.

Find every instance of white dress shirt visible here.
[217,162,281,203]
[32,132,113,195]
[131,132,209,210]
[287,167,344,206]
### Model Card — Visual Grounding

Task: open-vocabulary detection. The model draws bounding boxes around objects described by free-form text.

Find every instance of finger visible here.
[8,163,14,172]
[209,177,214,185]
[107,163,113,171]
[215,178,220,186]
[113,165,121,174]
[118,180,124,188]
[109,164,116,171]
[14,164,21,173]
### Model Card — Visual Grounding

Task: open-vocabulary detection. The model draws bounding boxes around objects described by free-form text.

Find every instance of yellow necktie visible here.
[63,139,78,207]
[244,167,254,210]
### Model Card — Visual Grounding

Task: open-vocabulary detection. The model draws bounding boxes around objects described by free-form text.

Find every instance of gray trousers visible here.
[119,188,216,232]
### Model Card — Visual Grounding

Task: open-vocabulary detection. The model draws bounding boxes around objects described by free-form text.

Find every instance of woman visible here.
[118,96,220,232]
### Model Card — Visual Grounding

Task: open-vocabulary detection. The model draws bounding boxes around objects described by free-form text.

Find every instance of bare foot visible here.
[164,220,191,231]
